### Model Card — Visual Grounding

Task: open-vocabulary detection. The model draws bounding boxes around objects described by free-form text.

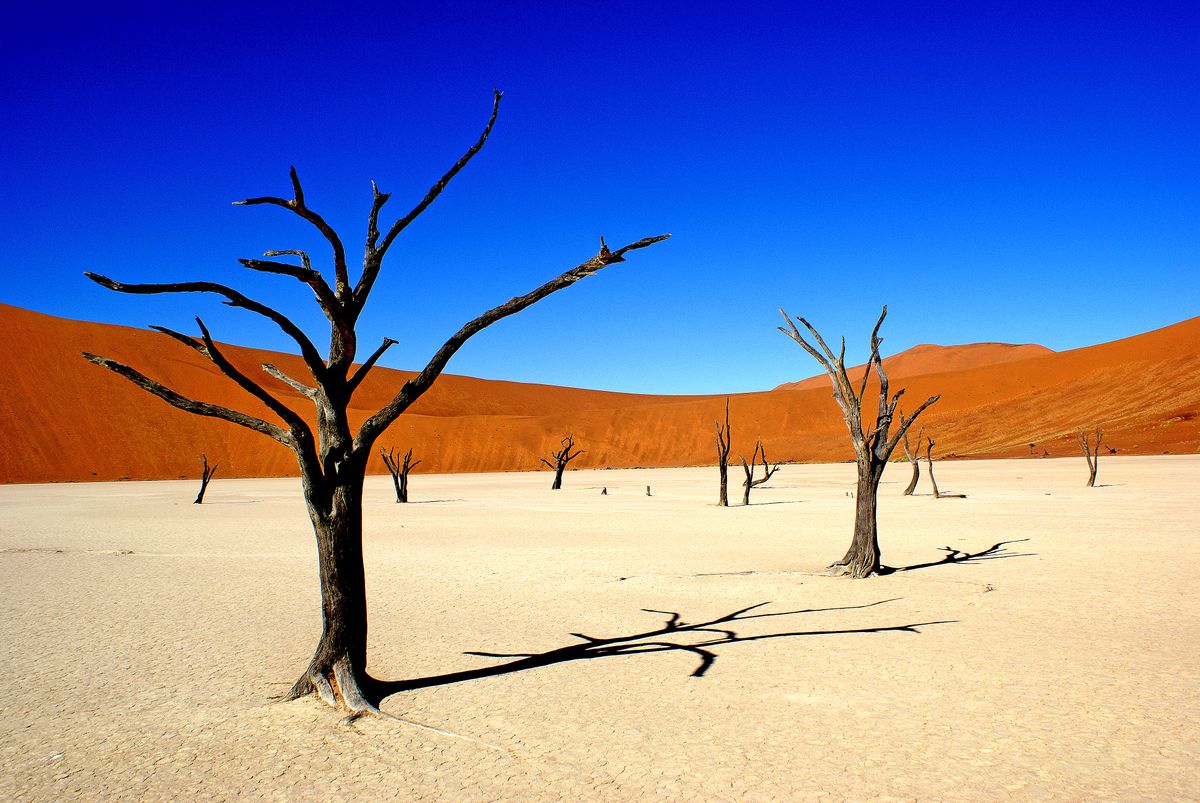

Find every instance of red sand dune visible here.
[775,342,1054,391]
[1,302,1197,483]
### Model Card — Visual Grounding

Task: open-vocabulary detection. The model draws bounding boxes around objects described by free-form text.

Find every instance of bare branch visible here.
[82,352,290,444]
[355,234,670,450]
[84,272,326,381]
[263,363,318,398]
[355,90,504,308]
[234,166,350,298]
[347,337,398,396]
[365,181,392,253]
[241,252,340,321]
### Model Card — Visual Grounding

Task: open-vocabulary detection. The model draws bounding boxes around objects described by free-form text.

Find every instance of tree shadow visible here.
[371,599,952,702]
[879,538,1034,574]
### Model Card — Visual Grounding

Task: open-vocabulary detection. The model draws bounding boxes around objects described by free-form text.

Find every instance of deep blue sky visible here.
[2,2,1196,393]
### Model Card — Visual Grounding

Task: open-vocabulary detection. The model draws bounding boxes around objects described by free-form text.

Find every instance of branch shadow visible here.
[879,538,1034,574]
[371,599,952,702]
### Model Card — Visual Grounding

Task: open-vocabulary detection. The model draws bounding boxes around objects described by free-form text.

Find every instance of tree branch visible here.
[263,363,318,398]
[354,233,670,451]
[81,352,291,444]
[84,272,327,382]
[234,166,350,298]
[356,89,504,307]
[346,337,398,396]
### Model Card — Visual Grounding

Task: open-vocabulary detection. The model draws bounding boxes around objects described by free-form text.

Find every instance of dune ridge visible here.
[1,302,1197,483]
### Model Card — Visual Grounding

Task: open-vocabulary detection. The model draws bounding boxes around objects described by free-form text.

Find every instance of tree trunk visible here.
[286,473,374,710]
[837,466,882,578]
[552,465,564,490]
[901,436,919,496]
[718,462,728,506]
[398,471,409,503]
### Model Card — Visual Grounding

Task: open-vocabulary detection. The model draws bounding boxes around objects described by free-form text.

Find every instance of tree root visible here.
[279,658,505,750]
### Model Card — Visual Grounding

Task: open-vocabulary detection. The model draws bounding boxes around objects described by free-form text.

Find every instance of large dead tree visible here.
[901,425,923,496]
[82,90,669,720]
[380,446,420,503]
[194,452,217,504]
[541,434,585,490]
[715,398,731,506]
[779,306,939,577]
[1077,427,1103,487]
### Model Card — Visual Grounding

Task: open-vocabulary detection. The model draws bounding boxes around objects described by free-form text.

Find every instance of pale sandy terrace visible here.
[1,457,1197,801]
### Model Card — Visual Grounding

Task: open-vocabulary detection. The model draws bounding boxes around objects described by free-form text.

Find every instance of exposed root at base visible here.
[279,659,506,751]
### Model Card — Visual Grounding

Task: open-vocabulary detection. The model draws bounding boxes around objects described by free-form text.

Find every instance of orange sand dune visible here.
[775,342,1054,391]
[1,302,1197,483]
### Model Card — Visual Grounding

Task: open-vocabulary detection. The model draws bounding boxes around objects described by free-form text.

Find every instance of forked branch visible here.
[355,234,670,450]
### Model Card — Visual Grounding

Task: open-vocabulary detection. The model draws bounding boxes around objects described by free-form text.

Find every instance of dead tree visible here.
[194,452,217,504]
[779,306,939,577]
[380,446,420,503]
[901,424,923,496]
[924,437,966,499]
[715,398,732,506]
[739,440,772,505]
[750,442,781,487]
[82,89,669,719]
[541,434,585,490]
[1077,427,1103,487]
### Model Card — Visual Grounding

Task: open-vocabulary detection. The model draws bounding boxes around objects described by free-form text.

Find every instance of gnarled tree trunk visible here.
[1078,427,1103,487]
[194,452,217,504]
[715,398,731,506]
[901,426,921,496]
[780,306,939,577]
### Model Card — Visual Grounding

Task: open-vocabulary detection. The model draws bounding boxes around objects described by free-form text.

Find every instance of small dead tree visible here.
[379,447,420,503]
[194,453,217,504]
[1077,427,1103,487]
[739,440,774,505]
[82,90,669,719]
[924,437,966,499]
[901,424,923,496]
[750,442,781,487]
[779,306,939,577]
[541,434,584,490]
[715,398,732,506]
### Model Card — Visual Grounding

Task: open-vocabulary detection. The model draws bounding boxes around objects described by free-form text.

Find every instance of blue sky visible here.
[2,1,1196,394]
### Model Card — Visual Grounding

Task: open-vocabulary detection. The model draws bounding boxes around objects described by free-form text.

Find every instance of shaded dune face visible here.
[1,302,1198,482]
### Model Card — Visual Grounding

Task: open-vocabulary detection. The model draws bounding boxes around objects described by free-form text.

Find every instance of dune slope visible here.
[0,302,1197,482]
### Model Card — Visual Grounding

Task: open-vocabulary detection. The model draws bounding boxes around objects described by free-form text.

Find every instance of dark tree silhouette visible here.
[901,424,922,496]
[779,306,939,577]
[81,90,669,719]
[739,440,779,505]
[1077,426,1103,487]
[380,446,420,503]
[750,442,781,488]
[194,453,217,504]
[541,434,585,490]
[715,398,732,506]
[924,437,966,499]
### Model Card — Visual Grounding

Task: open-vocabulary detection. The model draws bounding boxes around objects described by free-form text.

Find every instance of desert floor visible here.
[1,456,1197,801]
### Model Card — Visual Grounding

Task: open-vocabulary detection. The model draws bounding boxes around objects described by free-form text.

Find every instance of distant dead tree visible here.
[738,440,779,505]
[82,89,669,720]
[715,398,732,506]
[1077,427,1103,487]
[380,446,420,503]
[924,437,966,499]
[194,453,217,504]
[779,306,939,577]
[901,425,923,496]
[541,434,585,490]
